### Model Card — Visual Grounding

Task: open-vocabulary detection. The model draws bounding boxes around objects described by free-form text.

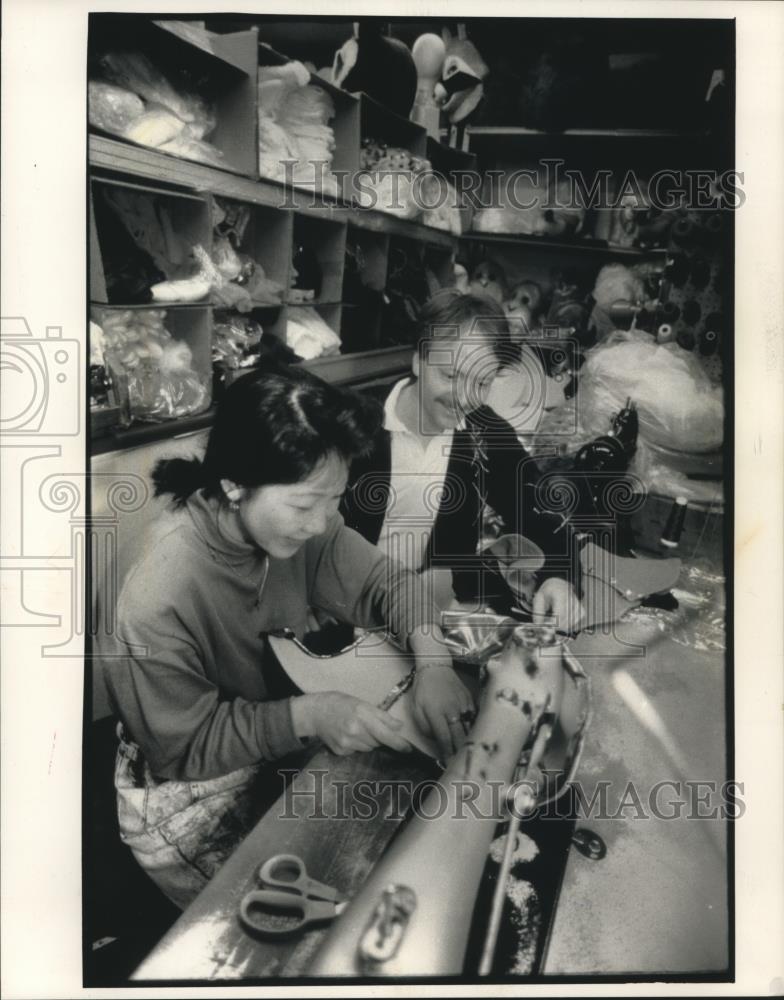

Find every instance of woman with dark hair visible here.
[104,362,471,909]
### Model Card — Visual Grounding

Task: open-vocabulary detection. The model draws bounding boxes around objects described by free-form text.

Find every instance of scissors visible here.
[238,854,347,938]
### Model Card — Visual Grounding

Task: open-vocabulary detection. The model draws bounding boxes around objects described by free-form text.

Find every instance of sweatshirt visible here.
[104,489,432,782]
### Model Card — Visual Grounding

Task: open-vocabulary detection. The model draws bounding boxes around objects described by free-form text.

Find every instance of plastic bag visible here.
[355,171,421,220]
[158,133,226,169]
[578,330,724,453]
[96,308,210,422]
[94,51,224,167]
[213,315,264,370]
[286,307,341,360]
[99,51,215,137]
[123,107,186,148]
[88,80,145,135]
[421,175,462,235]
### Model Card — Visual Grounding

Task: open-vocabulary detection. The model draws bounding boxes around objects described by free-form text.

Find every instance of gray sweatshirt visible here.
[104,489,431,781]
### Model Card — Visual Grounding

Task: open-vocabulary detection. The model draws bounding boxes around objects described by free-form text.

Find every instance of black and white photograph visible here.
[1,2,783,997]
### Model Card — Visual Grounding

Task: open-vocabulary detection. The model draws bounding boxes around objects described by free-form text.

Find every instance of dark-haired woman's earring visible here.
[228,498,240,512]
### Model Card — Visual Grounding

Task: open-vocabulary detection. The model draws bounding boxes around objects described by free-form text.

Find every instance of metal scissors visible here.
[238,854,347,938]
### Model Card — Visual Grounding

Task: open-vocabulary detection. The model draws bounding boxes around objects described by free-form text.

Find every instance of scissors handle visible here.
[239,890,339,938]
[258,854,340,902]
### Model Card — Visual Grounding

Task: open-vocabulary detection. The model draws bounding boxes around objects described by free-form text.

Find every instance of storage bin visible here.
[88,15,258,178]
[90,176,211,305]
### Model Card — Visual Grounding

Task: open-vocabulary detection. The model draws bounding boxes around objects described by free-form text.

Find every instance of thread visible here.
[661,496,688,548]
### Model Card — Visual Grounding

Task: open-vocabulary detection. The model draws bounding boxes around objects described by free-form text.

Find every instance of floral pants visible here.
[114,726,283,910]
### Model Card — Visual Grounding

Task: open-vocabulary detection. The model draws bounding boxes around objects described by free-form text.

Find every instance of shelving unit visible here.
[89,13,730,453]
[89,95,462,448]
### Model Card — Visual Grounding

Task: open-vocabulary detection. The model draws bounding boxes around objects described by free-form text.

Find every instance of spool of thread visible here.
[704,212,725,237]
[657,323,674,343]
[661,496,688,548]
[672,217,695,245]
[660,301,680,323]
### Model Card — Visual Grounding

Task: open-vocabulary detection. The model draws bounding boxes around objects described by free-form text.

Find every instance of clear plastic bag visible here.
[93,51,224,167]
[88,80,145,135]
[99,51,216,137]
[579,329,724,454]
[212,316,264,370]
[96,308,210,423]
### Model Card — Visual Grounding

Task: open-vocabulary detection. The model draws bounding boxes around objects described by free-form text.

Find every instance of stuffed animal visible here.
[503,280,543,336]
[468,259,508,304]
[545,277,590,335]
[453,261,470,293]
[332,22,417,117]
[433,27,488,124]
[588,263,646,341]
[538,178,586,239]
[597,178,676,249]
[505,280,543,315]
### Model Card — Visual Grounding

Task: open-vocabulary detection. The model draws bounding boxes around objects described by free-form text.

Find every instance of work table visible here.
[133,563,728,982]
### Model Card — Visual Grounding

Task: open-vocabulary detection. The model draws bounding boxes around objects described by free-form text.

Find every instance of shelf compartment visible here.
[341,227,389,353]
[360,92,428,159]
[88,15,259,178]
[340,92,428,208]
[212,195,292,306]
[426,137,479,235]
[291,215,347,303]
[91,304,213,432]
[257,40,360,201]
[90,175,211,305]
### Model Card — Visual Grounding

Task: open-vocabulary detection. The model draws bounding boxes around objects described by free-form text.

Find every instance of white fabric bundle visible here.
[258,63,339,196]
[285,307,342,360]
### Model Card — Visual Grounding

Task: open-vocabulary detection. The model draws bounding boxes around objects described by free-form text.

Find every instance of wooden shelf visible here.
[301,345,412,386]
[91,406,217,456]
[90,301,213,310]
[461,232,670,257]
[90,134,344,216]
[92,346,413,454]
[457,126,709,141]
[89,134,458,248]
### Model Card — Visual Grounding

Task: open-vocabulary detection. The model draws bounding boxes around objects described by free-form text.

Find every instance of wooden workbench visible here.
[133,560,728,981]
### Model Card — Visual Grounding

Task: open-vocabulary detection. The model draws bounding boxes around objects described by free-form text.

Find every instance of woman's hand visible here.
[408,624,475,760]
[532,578,584,635]
[291,692,413,756]
[411,663,475,761]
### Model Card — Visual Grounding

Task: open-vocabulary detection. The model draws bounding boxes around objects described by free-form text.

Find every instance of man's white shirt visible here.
[375,378,465,572]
